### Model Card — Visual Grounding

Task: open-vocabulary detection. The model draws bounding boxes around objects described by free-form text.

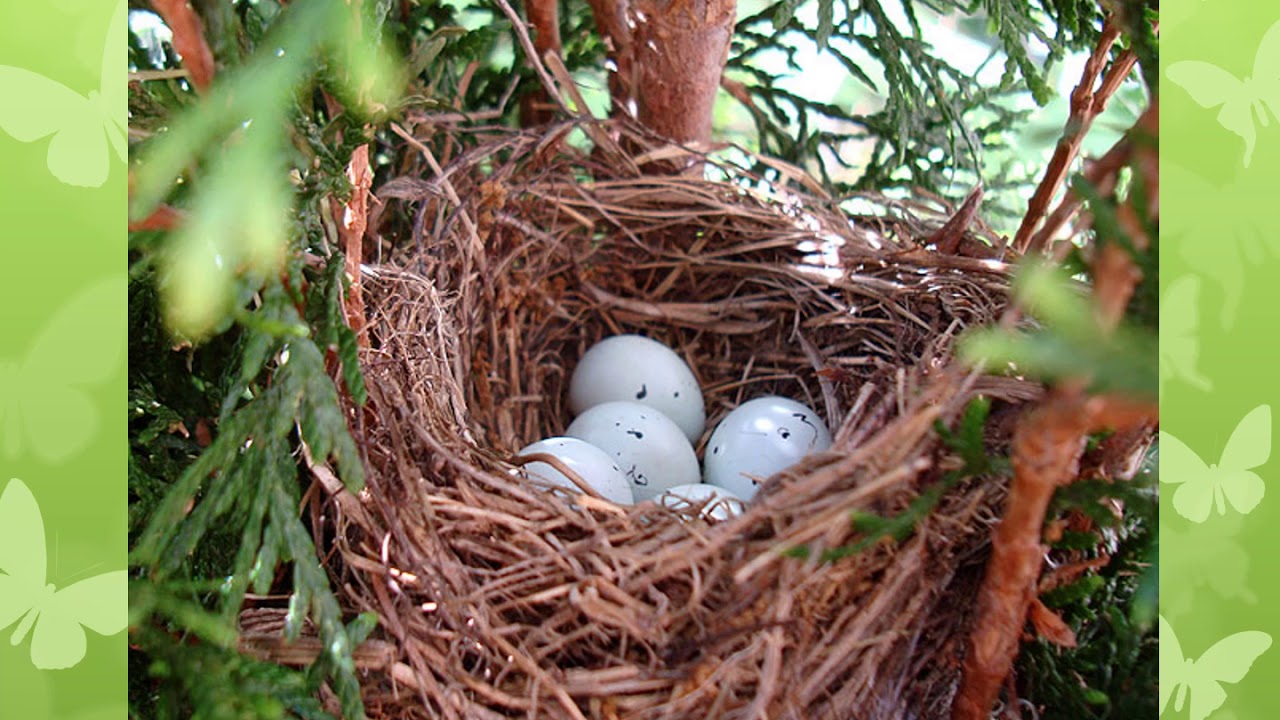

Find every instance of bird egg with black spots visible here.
[568,334,706,442]
[565,401,700,502]
[704,396,833,501]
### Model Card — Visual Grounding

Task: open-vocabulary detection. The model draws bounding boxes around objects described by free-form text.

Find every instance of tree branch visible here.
[149,0,216,93]
[953,93,1158,718]
[631,0,737,145]
[1013,20,1134,254]
[328,144,373,349]
[519,0,567,125]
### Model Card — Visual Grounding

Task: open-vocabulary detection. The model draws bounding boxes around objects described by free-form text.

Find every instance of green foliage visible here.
[130,617,332,720]
[725,0,1109,198]
[959,260,1158,400]
[131,0,399,340]
[960,147,1159,398]
[130,263,367,717]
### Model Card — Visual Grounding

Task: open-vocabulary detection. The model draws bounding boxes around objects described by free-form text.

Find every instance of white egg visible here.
[517,437,635,505]
[565,401,700,502]
[659,483,745,521]
[568,334,706,442]
[703,396,833,501]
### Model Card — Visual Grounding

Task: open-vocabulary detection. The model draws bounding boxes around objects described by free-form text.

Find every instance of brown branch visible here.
[129,203,184,232]
[954,95,1158,717]
[631,0,737,145]
[1026,101,1157,257]
[149,0,216,93]
[239,635,397,670]
[492,0,574,118]
[1013,20,1135,254]
[951,391,1156,720]
[519,0,563,125]
[584,0,636,114]
[329,145,373,349]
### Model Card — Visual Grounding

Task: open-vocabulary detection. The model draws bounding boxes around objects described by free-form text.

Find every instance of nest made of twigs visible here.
[314,120,1045,720]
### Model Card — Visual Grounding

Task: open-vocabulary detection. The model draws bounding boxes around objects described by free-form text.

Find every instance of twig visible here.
[1013,20,1134,254]
[130,68,191,81]
[491,0,574,117]
[239,634,397,670]
[927,184,984,254]
[389,123,483,256]
[129,203,184,232]
[149,0,216,93]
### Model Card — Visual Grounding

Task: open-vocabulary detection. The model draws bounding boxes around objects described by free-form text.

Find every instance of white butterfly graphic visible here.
[0,0,127,187]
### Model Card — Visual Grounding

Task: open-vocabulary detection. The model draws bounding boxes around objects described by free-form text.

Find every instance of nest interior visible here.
[325,122,1043,720]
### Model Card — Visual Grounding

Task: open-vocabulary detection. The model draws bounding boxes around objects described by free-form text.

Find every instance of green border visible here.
[0,1,126,718]
[1161,0,1280,715]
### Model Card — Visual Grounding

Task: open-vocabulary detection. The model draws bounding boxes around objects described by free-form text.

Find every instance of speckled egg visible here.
[565,401,700,502]
[703,396,833,501]
[658,483,745,521]
[517,437,635,505]
[568,334,706,442]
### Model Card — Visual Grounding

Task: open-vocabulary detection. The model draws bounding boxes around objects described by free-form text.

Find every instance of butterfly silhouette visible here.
[0,0,126,187]
[1166,18,1280,167]
[1160,405,1270,523]
[1163,162,1280,329]
[1160,615,1271,720]
[1160,275,1213,397]
[1,630,128,718]
[1,277,124,464]
[0,478,127,670]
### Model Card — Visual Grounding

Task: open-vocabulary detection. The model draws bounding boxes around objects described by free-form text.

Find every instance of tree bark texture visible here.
[584,0,736,145]
[520,0,566,125]
[631,0,736,144]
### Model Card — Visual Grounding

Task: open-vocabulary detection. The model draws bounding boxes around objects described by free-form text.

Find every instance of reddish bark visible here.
[951,393,1156,720]
[150,0,216,93]
[631,0,736,145]
[1013,21,1135,254]
[580,0,736,145]
[329,145,373,349]
[129,203,184,232]
[519,0,566,125]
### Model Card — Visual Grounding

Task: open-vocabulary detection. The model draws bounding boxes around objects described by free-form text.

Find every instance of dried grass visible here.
[313,119,1045,719]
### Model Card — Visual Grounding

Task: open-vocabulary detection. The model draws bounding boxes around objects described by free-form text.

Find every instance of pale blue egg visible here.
[568,335,706,442]
[517,437,635,505]
[704,396,832,500]
[566,401,700,502]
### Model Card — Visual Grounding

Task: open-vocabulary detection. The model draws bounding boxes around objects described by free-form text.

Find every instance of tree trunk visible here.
[586,0,736,146]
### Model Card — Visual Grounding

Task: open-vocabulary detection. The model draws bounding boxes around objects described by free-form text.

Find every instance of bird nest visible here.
[313,120,1044,719]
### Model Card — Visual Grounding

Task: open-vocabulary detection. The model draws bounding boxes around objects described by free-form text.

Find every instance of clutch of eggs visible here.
[566,401,700,502]
[703,396,832,501]
[568,334,706,443]
[516,437,635,505]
